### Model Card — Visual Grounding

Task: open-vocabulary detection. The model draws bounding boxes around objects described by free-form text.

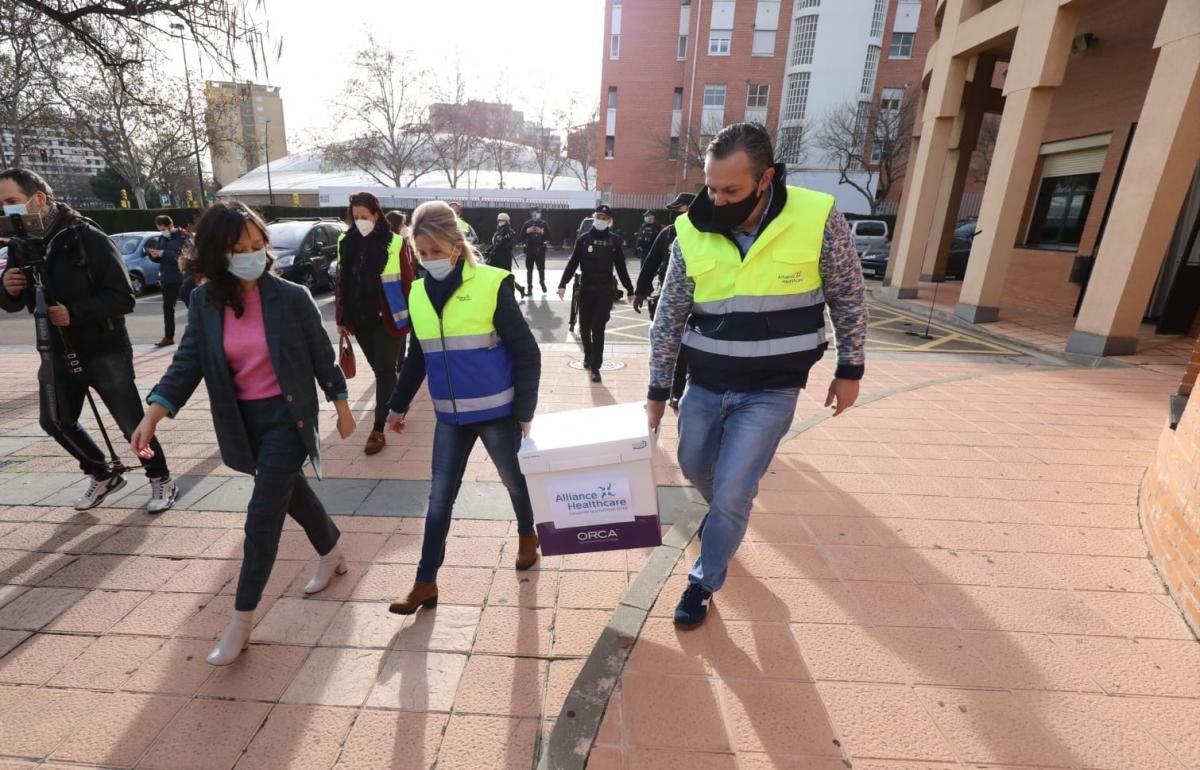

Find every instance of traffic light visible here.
[291,193,301,207]
[119,189,130,209]
[38,147,47,161]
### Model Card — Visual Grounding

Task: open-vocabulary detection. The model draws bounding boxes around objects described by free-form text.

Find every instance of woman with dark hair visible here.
[336,192,416,455]
[130,200,357,666]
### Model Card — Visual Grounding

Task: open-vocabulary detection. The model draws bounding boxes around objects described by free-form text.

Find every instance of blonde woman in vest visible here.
[336,191,416,455]
[386,201,542,614]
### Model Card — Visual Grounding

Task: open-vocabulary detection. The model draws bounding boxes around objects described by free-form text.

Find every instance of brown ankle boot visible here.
[515,533,540,570]
[364,430,386,455]
[388,583,438,615]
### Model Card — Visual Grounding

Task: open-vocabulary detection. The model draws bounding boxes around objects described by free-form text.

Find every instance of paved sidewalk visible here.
[592,365,1200,769]
[0,343,1197,768]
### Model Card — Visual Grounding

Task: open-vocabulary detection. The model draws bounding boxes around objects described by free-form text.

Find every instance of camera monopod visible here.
[31,271,131,476]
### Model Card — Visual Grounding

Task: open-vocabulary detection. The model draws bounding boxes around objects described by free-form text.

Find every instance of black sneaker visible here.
[674,582,713,630]
[590,370,602,383]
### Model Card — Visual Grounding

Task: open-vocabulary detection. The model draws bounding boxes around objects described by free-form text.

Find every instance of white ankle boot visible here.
[304,544,347,595]
[207,610,253,666]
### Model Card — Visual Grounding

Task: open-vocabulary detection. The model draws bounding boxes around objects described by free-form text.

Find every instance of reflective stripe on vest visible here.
[408,260,515,424]
[336,231,410,331]
[674,185,833,360]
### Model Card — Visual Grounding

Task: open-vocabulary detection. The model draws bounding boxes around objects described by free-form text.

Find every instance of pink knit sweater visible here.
[223,287,283,400]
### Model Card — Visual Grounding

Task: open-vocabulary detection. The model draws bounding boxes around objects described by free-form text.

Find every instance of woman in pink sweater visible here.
[132,201,356,666]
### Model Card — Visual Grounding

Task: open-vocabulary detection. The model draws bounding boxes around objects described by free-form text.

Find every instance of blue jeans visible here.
[417,416,536,583]
[235,396,340,611]
[677,383,799,593]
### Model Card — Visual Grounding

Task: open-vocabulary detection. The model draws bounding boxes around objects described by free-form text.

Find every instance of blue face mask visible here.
[229,249,267,281]
[3,204,28,216]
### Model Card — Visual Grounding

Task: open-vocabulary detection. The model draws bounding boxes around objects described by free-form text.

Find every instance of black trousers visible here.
[160,282,181,339]
[579,286,613,372]
[235,395,340,611]
[38,350,169,480]
[526,248,546,288]
[355,325,406,432]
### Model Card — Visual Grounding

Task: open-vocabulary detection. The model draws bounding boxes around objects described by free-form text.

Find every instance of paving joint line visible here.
[537,364,1062,770]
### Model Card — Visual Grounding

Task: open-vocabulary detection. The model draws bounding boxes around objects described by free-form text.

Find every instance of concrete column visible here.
[883,89,926,287]
[921,83,987,281]
[954,3,1079,323]
[887,1,975,300]
[1067,3,1200,356]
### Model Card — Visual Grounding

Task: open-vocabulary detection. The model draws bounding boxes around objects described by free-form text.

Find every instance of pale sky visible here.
[192,0,605,151]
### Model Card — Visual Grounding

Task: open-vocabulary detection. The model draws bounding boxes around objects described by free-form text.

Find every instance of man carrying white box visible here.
[645,122,868,629]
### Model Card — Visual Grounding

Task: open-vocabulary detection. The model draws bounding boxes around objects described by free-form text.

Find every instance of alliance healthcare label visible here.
[546,470,636,529]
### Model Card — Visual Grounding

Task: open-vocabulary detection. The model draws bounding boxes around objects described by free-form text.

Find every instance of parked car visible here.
[860,242,890,280]
[267,219,345,294]
[850,219,890,253]
[110,231,162,296]
[946,219,981,280]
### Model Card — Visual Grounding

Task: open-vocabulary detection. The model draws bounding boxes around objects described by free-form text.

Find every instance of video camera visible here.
[0,212,48,274]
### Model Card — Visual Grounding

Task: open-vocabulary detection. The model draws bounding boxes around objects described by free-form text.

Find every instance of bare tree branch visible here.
[813,96,914,215]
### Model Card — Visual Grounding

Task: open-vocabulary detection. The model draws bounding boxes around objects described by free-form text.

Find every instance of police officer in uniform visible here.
[518,207,551,295]
[488,213,525,297]
[634,210,663,266]
[633,192,694,409]
[558,204,634,383]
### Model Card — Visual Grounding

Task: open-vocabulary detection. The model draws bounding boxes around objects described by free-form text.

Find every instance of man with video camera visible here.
[0,168,177,512]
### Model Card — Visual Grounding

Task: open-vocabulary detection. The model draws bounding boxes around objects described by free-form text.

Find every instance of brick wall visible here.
[1140,336,1200,636]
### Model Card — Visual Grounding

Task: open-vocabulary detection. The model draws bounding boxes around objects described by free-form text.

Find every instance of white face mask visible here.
[3,203,28,216]
[592,220,609,232]
[422,258,455,281]
[354,218,374,236]
[229,248,267,281]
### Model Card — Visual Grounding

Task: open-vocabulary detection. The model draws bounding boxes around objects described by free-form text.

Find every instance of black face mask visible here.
[710,178,764,231]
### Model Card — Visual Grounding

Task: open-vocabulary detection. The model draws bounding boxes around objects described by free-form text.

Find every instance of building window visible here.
[669,137,680,159]
[853,101,871,146]
[1027,173,1099,248]
[795,0,820,8]
[860,45,881,96]
[889,31,914,58]
[605,136,615,159]
[678,35,688,59]
[709,31,731,55]
[778,126,804,164]
[789,14,819,67]
[747,84,770,109]
[782,72,810,122]
[608,87,618,109]
[610,34,620,59]
[673,88,684,110]
[753,30,776,56]
[703,84,727,108]
[879,87,904,115]
[870,0,887,38]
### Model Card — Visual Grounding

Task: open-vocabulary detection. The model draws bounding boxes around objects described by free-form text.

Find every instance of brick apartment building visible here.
[596,0,917,213]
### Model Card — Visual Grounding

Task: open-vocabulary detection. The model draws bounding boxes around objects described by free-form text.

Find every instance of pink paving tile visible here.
[1024,553,1166,594]
[1024,691,1186,769]
[627,614,714,676]
[557,570,628,610]
[122,638,214,695]
[454,653,548,717]
[961,631,1101,693]
[818,682,956,762]
[842,582,955,628]
[487,568,560,608]
[704,617,811,680]
[1078,591,1196,640]
[557,547,625,572]
[390,605,481,653]
[0,632,93,685]
[822,546,916,582]
[365,650,467,712]
[375,533,424,564]
[440,536,505,568]
[432,566,496,605]
[252,596,343,645]
[552,608,611,657]
[0,686,100,759]
[743,513,815,544]
[200,643,312,701]
[49,692,186,767]
[0,630,29,658]
[334,531,389,562]
[718,680,841,756]
[0,586,86,630]
[217,559,306,600]
[585,747,624,770]
[545,658,586,718]
[773,578,866,625]
[318,600,408,648]
[621,672,731,752]
[923,585,1117,635]
[48,634,162,690]
[139,698,271,770]
[434,714,538,770]
[625,748,739,769]
[44,589,149,633]
[235,704,357,770]
[348,562,422,602]
[1130,698,1200,768]
[158,559,240,594]
[917,687,1076,766]
[792,624,909,684]
[472,606,555,657]
[108,591,210,637]
[1051,636,1200,697]
[334,708,446,769]
[801,515,886,546]
[727,543,836,580]
[280,646,386,707]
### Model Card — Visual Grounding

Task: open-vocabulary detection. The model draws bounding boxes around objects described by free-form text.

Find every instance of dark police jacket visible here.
[559,228,634,294]
[148,274,347,479]
[634,223,677,298]
[518,218,551,254]
[0,203,134,356]
[635,222,662,258]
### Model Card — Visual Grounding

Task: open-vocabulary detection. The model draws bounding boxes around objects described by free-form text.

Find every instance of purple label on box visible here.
[536,515,663,556]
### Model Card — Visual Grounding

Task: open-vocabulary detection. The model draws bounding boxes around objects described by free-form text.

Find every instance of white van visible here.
[850,219,890,254]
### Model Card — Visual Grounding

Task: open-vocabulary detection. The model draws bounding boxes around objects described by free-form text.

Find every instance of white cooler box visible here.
[518,402,662,556]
